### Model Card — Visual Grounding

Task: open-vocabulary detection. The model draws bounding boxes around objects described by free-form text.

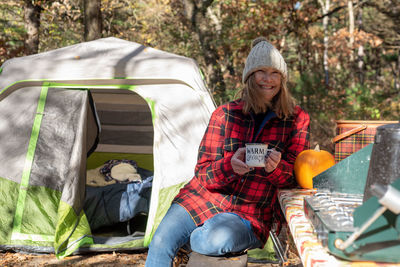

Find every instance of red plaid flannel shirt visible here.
[173,99,310,245]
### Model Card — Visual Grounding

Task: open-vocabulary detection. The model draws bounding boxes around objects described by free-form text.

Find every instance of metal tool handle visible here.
[336,206,387,251]
[336,183,400,250]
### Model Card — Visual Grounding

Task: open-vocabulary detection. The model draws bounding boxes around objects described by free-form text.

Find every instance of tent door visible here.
[84,89,154,249]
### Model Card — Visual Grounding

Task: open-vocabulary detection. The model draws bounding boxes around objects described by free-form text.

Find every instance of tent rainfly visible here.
[0,37,216,257]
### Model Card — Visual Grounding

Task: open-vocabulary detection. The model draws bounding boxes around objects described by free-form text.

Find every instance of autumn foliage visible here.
[1,0,399,152]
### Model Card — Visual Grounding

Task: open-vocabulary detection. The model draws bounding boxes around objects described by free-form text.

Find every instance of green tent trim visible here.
[11,86,49,240]
[1,80,159,126]
[55,201,94,258]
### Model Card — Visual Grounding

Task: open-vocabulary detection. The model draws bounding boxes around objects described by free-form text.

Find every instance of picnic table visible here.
[278,188,400,267]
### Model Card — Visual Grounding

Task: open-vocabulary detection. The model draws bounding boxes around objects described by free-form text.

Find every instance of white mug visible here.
[245,143,272,167]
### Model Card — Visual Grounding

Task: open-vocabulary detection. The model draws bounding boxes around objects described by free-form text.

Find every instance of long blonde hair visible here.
[239,72,296,118]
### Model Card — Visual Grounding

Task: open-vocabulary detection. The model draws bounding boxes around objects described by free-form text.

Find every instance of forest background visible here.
[1,0,399,152]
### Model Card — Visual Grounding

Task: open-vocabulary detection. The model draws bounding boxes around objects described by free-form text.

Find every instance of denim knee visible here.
[189,213,262,256]
[190,224,237,255]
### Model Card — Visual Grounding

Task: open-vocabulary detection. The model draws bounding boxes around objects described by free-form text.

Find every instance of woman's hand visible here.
[264,149,281,173]
[231,147,253,175]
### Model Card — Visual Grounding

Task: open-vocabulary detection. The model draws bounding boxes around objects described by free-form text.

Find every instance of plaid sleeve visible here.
[193,106,237,189]
[266,107,310,188]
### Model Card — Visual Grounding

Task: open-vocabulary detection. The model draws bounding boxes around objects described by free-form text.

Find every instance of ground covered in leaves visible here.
[0,228,302,266]
[0,249,301,267]
[0,249,302,266]
[0,251,147,267]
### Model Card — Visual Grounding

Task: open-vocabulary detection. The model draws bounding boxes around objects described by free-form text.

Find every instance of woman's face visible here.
[254,67,281,102]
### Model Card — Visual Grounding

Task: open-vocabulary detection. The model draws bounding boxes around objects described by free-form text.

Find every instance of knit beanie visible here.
[242,37,287,84]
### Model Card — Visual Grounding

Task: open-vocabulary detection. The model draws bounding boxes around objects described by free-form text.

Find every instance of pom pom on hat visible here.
[242,37,287,83]
[251,37,268,47]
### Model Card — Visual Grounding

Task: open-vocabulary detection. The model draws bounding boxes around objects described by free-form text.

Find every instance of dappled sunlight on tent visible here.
[0,37,216,257]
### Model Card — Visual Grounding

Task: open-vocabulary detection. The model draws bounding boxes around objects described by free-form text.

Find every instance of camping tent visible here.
[0,37,216,257]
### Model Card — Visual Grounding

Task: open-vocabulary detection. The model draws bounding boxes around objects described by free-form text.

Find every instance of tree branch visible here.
[312,0,369,23]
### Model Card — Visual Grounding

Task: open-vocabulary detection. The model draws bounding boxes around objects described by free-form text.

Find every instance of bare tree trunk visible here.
[348,0,355,61]
[348,0,355,87]
[83,0,102,41]
[24,0,42,55]
[357,8,365,85]
[318,0,330,87]
[180,0,226,99]
[396,48,400,91]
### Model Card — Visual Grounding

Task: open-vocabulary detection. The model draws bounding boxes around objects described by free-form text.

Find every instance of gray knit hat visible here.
[242,37,287,83]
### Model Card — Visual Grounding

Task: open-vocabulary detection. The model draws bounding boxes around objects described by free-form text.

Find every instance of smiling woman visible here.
[145,37,310,267]
[254,68,282,102]
[240,37,294,118]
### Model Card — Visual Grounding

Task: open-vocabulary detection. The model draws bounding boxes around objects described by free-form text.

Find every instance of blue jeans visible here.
[145,203,262,267]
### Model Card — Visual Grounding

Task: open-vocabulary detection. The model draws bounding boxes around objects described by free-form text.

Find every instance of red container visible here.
[332,120,398,162]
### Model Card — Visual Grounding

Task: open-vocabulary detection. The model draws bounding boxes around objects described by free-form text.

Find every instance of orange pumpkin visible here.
[294,145,335,189]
